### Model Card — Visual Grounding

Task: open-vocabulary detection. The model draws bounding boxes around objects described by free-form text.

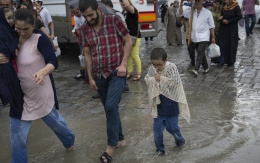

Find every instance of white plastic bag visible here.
[238,17,244,27]
[78,55,85,67]
[53,37,61,57]
[55,47,61,57]
[207,43,220,58]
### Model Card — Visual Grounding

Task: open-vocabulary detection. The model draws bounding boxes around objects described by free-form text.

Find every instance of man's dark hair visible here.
[101,0,113,8]
[79,0,98,12]
[150,48,167,61]
[15,8,34,25]
[70,5,75,9]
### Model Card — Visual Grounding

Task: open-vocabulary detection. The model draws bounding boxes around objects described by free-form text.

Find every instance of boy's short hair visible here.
[150,48,167,61]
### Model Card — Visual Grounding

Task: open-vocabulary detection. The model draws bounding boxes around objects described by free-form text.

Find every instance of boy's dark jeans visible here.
[95,70,125,146]
[153,115,185,152]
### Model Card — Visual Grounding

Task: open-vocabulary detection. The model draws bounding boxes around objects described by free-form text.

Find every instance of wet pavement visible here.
[1,24,260,163]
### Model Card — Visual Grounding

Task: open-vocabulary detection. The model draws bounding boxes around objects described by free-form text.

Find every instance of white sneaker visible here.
[190,69,198,77]
[203,68,210,73]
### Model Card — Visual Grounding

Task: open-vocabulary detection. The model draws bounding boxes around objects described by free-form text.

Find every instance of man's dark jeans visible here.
[189,41,209,71]
[95,70,125,146]
[245,13,256,36]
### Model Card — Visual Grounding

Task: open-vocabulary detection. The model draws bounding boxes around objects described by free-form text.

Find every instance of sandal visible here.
[100,152,112,163]
[133,74,142,81]
[126,73,133,79]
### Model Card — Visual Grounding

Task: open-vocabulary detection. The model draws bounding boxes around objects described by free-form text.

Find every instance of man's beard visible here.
[87,11,99,26]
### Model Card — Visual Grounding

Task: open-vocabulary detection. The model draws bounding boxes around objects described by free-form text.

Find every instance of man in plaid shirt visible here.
[78,0,132,162]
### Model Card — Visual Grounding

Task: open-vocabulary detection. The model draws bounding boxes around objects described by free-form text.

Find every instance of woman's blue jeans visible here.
[10,107,75,163]
[153,115,185,152]
[95,70,125,146]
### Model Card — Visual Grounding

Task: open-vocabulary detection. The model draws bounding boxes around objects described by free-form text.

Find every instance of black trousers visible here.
[189,41,209,71]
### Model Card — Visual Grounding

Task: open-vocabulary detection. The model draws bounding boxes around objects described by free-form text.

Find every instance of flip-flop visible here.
[133,74,142,81]
[100,152,112,163]
[126,73,133,79]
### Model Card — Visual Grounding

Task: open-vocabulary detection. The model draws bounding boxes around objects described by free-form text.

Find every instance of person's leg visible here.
[249,14,256,34]
[153,115,166,153]
[131,38,142,80]
[189,41,196,67]
[200,42,209,70]
[176,28,182,45]
[145,37,149,44]
[95,77,109,106]
[42,107,75,149]
[244,15,250,36]
[105,70,125,147]
[195,42,208,71]
[127,53,133,75]
[10,117,32,163]
[99,70,125,162]
[165,115,185,146]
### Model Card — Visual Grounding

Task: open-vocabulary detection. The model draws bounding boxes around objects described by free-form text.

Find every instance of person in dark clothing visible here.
[0,7,23,115]
[145,37,154,44]
[160,3,167,23]
[218,0,242,67]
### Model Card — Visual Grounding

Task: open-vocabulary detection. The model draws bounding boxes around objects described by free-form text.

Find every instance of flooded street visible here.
[1,25,260,163]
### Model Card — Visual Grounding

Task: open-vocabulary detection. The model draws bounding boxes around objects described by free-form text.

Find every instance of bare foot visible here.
[66,145,74,151]
[116,140,126,148]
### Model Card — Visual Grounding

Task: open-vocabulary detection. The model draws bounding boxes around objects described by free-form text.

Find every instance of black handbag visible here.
[176,19,182,27]
[174,11,182,27]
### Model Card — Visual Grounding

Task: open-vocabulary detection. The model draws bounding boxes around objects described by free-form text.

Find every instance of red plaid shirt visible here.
[79,13,129,79]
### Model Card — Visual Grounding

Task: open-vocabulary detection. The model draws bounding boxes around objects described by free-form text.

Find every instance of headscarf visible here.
[223,0,239,12]
[0,8,23,115]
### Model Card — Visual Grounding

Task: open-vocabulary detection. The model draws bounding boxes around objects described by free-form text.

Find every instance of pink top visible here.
[242,0,255,15]
[16,33,54,121]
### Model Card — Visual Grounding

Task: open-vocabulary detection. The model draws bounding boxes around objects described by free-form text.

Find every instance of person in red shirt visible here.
[78,0,132,162]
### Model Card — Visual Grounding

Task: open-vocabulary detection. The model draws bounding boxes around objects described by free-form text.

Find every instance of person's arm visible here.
[116,33,132,77]
[40,26,56,50]
[241,0,245,11]
[210,28,215,44]
[35,31,58,85]
[122,0,135,14]
[48,21,55,40]
[83,46,98,90]
[179,0,184,15]
[208,12,215,43]
[40,26,51,39]
[0,53,9,64]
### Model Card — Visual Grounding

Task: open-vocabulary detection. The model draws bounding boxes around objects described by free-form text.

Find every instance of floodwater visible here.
[0,25,260,163]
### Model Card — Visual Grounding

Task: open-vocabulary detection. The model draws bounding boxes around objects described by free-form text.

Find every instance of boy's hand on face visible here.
[154,73,161,81]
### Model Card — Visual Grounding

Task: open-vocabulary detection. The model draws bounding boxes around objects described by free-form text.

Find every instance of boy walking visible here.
[144,48,190,155]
